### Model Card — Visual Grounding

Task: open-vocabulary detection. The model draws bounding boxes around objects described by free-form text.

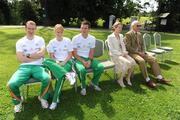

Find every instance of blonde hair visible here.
[54,24,64,31]
[25,20,36,27]
[112,21,122,31]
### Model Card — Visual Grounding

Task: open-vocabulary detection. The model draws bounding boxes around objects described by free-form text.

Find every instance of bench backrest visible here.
[93,39,104,57]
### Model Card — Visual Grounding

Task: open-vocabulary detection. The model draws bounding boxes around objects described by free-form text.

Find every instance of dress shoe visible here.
[146,80,156,88]
[158,78,171,84]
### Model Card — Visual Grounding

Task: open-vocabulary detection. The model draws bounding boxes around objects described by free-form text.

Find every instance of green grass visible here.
[0,27,180,120]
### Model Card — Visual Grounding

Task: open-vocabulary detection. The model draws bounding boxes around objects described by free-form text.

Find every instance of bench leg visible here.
[26,85,29,99]
[74,79,77,92]
[21,85,25,101]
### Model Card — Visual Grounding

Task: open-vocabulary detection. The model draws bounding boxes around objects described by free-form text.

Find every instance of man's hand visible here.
[82,60,91,68]
[86,60,91,68]
[122,52,128,57]
[138,52,146,58]
[30,47,45,59]
[56,61,66,66]
[59,61,66,66]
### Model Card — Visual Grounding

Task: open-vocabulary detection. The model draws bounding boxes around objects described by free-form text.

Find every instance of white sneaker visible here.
[38,96,49,109]
[80,88,86,96]
[14,102,22,113]
[117,80,126,87]
[66,72,76,85]
[90,82,102,91]
[49,102,57,110]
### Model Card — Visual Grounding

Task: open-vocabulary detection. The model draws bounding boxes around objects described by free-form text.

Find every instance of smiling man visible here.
[72,20,104,96]
[7,20,51,113]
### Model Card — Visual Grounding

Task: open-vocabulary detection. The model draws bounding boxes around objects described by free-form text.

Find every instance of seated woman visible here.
[43,24,75,110]
[106,21,136,87]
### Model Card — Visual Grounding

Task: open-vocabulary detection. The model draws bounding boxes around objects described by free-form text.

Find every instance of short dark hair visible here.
[81,20,91,28]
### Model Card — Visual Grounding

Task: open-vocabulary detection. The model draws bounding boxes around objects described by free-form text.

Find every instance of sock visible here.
[146,77,150,82]
[157,75,163,80]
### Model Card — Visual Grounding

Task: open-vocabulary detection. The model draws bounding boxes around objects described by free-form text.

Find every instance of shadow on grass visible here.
[158,59,180,70]
[13,75,173,120]
[144,59,179,71]
[164,60,179,65]
[156,83,174,91]
[14,80,118,120]
[158,63,171,70]
[129,71,173,92]
[125,73,147,94]
[14,92,84,120]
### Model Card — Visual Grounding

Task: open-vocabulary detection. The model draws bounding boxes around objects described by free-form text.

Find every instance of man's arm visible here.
[85,48,94,68]
[49,53,55,59]
[29,47,45,59]
[16,52,36,63]
[59,52,72,66]
[64,52,72,63]
[17,46,45,63]
[88,48,94,60]
[73,48,84,63]
[73,48,89,68]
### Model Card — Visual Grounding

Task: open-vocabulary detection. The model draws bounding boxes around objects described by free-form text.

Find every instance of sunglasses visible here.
[137,25,142,27]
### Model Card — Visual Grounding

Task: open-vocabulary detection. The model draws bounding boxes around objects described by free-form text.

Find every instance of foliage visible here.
[2,0,180,32]
[97,0,138,28]
[18,0,44,25]
[1,0,140,27]
[0,0,11,24]
[9,0,21,25]
[156,0,180,32]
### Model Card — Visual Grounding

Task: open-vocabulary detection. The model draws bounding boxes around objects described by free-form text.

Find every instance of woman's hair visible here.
[112,21,122,31]
[25,20,36,27]
[54,24,64,31]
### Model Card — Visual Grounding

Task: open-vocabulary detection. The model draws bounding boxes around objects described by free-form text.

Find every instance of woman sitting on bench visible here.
[106,21,136,87]
[43,24,75,110]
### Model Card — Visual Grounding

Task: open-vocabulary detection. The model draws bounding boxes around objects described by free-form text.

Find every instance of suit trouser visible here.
[7,65,51,105]
[43,58,72,103]
[75,57,104,89]
[130,54,161,80]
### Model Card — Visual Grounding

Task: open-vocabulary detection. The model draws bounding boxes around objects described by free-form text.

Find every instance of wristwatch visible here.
[26,54,31,58]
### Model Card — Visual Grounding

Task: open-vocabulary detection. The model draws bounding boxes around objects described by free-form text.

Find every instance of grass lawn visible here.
[0,27,180,120]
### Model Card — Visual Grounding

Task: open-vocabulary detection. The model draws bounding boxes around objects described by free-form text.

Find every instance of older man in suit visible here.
[125,20,170,88]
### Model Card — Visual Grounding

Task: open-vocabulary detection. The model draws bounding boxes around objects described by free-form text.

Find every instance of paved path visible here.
[0,25,110,32]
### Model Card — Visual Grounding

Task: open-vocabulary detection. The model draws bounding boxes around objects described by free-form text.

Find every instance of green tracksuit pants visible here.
[7,65,51,105]
[43,58,72,103]
[75,57,104,89]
